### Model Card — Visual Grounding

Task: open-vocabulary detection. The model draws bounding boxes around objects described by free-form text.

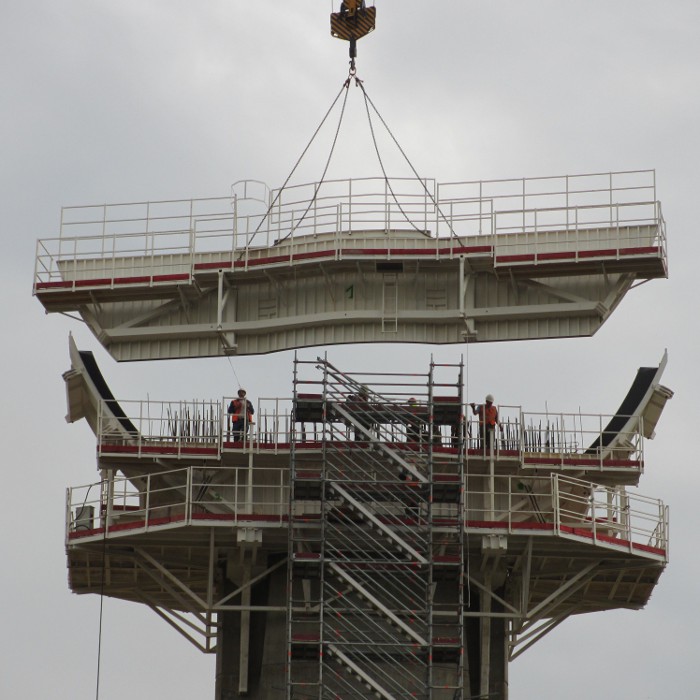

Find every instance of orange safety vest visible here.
[230,398,253,422]
[479,404,498,427]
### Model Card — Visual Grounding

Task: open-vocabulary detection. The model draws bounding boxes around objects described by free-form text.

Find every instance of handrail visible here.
[65,469,667,558]
[34,170,663,289]
[94,396,646,468]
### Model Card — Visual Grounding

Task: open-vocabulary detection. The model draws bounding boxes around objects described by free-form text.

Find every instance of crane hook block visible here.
[331,2,376,43]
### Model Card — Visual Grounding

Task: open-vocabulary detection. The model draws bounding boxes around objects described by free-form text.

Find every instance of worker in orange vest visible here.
[228,389,255,442]
[470,394,499,452]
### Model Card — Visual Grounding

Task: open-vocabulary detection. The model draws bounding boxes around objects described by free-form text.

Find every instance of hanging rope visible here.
[239,77,352,255]
[240,61,462,257]
[357,79,460,241]
[274,71,354,245]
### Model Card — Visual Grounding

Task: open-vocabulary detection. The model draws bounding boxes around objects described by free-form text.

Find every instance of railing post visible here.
[139,399,144,459]
[65,487,72,543]
[247,425,254,512]
[425,178,429,236]
[218,400,224,459]
[488,429,495,520]
[105,469,115,529]
[234,467,240,524]
[335,203,341,258]
[384,178,389,233]
[145,473,152,528]
[625,492,633,550]
[186,466,193,525]
[232,191,238,259]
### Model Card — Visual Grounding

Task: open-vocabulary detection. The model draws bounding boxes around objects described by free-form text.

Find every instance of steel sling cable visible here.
[274,73,353,245]
[357,79,462,242]
[238,77,351,255]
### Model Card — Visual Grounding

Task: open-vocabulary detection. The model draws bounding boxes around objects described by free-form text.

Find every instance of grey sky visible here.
[2,1,699,698]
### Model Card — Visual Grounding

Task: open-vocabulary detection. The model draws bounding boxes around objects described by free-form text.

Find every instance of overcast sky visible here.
[2,1,699,698]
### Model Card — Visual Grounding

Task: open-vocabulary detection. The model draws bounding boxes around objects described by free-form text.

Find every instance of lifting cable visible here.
[274,73,353,245]
[238,78,351,255]
[240,62,462,255]
[357,79,460,241]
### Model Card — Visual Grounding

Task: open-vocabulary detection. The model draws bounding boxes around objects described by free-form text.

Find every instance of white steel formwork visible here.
[34,171,667,360]
[60,342,672,700]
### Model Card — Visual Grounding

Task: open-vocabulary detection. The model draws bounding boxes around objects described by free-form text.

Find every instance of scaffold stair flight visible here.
[288,356,465,699]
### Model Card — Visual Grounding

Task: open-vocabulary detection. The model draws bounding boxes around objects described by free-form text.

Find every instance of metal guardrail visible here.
[96,397,645,468]
[66,470,668,558]
[66,466,290,539]
[35,170,664,289]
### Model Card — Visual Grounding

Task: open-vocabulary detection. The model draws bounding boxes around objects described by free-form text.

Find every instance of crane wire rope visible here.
[273,74,353,246]
[356,79,460,241]
[238,62,462,257]
[238,79,351,255]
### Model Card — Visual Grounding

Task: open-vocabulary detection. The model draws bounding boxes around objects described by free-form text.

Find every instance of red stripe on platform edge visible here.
[194,261,233,270]
[152,273,190,282]
[495,254,534,263]
[112,276,151,285]
[524,456,640,468]
[559,525,666,556]
[537,251,576,261]
[35,281,72,290]
[100,444,218,456]
[620,246,660,256]
[465,520,555,531]
[577,248,617,258]
[74,278,112,287]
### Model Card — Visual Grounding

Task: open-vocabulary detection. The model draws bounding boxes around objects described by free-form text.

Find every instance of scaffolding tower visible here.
[288,357,466,699]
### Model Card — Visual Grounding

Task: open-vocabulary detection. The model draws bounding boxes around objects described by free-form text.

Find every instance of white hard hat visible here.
[485,394,494,403]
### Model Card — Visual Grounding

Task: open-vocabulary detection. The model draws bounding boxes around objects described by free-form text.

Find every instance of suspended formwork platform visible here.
[61,341,672,699]
[35,170,667,360]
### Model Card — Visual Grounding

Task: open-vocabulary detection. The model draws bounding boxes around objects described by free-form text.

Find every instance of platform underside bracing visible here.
[66,521,665,698]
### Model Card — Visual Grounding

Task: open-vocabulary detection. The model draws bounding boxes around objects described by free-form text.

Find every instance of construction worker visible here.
[470,394,499,453]
[347,385,374,441]
[228,389,255,442]
[406,397,422,445]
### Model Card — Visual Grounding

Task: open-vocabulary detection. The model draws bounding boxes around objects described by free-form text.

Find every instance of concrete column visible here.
[215,555,278,699]
[464,584,508,700]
